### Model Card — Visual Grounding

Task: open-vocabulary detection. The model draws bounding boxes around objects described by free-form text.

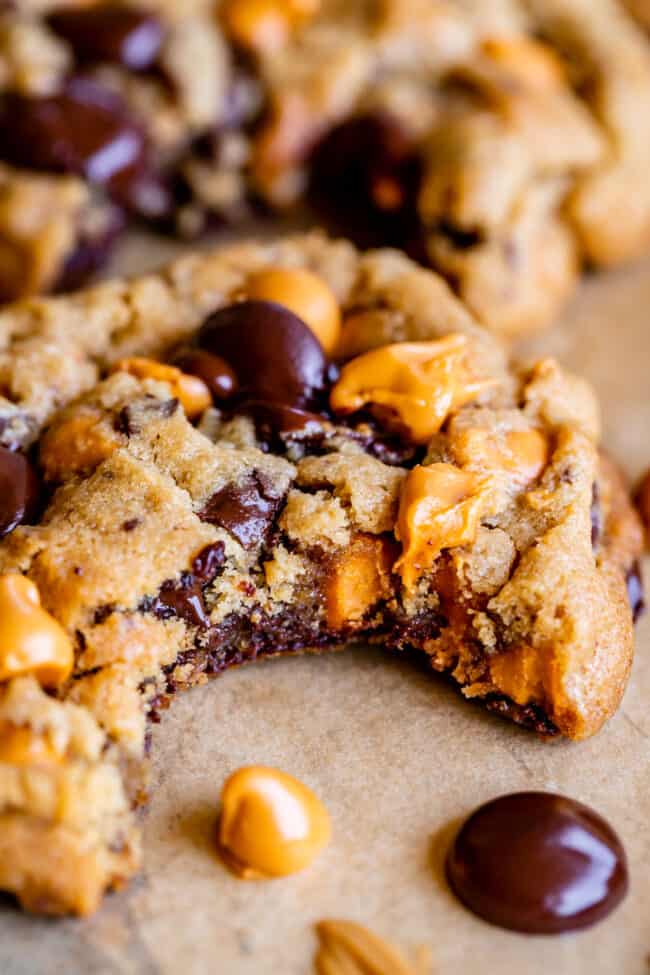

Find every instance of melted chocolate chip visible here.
[153,574,209,628]
[0,445,40,538]
[198,301,328,410]
[446,791,628,934]
[55,203,125,293]
[48,7,164,71]
[0,78,171,219]
[191,542,226,583]
[173,349,238,401]
[198,472,282,549]
[626,560,645,623]
[243,400,328,440]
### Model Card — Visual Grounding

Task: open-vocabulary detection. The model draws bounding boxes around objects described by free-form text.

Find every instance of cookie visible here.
[0,1,649,337]
[0,232,643,915]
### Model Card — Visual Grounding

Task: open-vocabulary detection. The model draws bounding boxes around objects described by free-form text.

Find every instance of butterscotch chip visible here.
[314,919,430,975]
[0,575,73,688]
[324,534,397,630]
[39,411,118,482]
[110,358,211,419]
[330,336,492,444]
[217,765,331,879]
[394,464,491,591]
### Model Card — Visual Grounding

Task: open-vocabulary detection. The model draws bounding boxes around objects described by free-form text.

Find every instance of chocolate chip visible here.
[198,472,282,549]
[626,560,645,623]
[198,301,328,410]
[122,518,140,532]
[173,349,238,401]
[153,574,209,628]
[0,77,171,220]
[309,113,423,253]
[48,7,164,71]
[0,445,40,538]
[446,792,628,934]
[243,400,328,438]
[191,541,226,583]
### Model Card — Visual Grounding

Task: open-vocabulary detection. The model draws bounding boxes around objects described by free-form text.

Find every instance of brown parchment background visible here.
[1,229,649,975]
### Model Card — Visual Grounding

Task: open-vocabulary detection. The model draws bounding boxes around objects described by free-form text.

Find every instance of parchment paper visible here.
[1,230,649,975]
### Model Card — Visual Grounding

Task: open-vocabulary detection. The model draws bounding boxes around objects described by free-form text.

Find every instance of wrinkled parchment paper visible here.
[1,230,649,975]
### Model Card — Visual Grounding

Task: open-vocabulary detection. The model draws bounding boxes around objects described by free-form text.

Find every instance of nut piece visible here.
[394,464,490,591]
[244,267,341,354]
[324,535,397,630]
[314,919,428,975]
[0,575,73,688]
[39,411,117,482]
[110,358,211,419]
[218,765,331,879]
[0,721,61,767]
[330,336,492,444]
[221,0,319,54]
[635,469,650,546]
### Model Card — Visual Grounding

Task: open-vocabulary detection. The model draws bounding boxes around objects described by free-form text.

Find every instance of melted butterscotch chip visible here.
[217,766,331,879]
[394,464,490,591]
[314,920,430,975]
[0,575,73,688]
[330,336,492,444]
[454,427,548,488]
[324,535,397,630]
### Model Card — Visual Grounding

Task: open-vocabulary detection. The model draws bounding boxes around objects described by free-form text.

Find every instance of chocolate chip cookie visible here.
[0,1,649,337]
[0,231,643,915]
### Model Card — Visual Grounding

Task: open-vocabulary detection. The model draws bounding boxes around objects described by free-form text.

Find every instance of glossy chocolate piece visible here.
[173,349,238,402]
[198,472,283,549]
[198,301,328,409]
[0,78,171,219]
[48,7,164,71]
[0,446,40,538]
[446,791,628,934]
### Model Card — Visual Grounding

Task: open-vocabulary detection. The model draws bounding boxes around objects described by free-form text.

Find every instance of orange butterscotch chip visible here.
[455,427,548,488]
[39,411,117,482]
[0,575,73,688]
[324,535,397,630]
[394,464,490,591]
[221,0,319,54]
[481,36,565,89]
[330,336,492,444]
[110,358,211,419]
[217,766,331,879]
[0,721,62,767]
[245,267,341,354]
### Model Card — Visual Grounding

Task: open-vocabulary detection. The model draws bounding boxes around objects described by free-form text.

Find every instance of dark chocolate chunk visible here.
[48,7,164,71]
[0,78,171,219]
[243,400,327,438]
[198,472,282,549]
[0,445,40,538]
[191,542,226,583]
[626,560,645,623]
[446,791,628,934]
[198,301,328,409]
[173,349,238,402]
[153,574,209,628]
